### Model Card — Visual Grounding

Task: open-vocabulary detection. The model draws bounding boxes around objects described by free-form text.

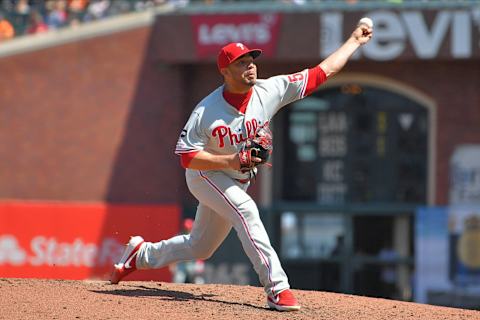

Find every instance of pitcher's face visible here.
[222,55,257,90]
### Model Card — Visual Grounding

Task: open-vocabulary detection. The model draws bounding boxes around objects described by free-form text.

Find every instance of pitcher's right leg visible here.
[110,204,231,283]
[136,204,232,269]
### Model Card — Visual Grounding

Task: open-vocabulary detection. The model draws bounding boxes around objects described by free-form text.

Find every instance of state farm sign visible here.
[320,9,480,60]
[0,202,179,280]
[191,14,282,58]
[0,235,122,267]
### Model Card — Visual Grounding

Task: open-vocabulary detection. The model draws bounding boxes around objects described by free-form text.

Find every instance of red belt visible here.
[236,178,250,184]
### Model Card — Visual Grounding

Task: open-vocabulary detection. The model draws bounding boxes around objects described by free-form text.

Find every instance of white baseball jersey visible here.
[175,69,315,179]
[134,67,327,299]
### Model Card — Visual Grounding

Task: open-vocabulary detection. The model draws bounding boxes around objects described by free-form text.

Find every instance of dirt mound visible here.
[1,278,479,320]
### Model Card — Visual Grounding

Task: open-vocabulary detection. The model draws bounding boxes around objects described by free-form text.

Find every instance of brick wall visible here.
[0,27,184,203]
[1,22,478,207]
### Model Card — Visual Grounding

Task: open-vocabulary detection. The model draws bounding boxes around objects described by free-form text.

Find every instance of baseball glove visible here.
[239,124,273,170]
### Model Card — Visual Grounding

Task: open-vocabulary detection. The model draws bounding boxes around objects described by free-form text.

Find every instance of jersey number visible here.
[288,73,304,83]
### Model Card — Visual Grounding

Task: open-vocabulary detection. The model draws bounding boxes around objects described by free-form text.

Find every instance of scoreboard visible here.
[280,85,428,204]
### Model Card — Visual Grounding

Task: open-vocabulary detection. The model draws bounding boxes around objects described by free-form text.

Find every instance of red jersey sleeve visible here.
[304,66,327,97]
[180,150,200,169]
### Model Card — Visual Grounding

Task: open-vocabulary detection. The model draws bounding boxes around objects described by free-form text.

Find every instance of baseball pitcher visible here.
[111,20,373,311]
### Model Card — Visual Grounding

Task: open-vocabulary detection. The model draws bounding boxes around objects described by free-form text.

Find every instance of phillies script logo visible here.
[212,119,261,148]
[191,14,282,58]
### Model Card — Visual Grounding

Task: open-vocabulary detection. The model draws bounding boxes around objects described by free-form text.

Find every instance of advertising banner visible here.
[415,206,480,309]
[449,145,480,205]
[156,7,480,62]
[190,13,282,58]
[0,202,180,281]
[448,206,480,287]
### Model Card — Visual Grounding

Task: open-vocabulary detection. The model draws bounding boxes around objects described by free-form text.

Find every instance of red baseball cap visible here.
[217,42,262,70]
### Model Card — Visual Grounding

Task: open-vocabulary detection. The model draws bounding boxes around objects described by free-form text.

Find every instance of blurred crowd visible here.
[0,0,471,42]
[0,0,182,41]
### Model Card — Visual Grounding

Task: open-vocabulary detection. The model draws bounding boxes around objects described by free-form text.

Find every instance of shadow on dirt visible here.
[91,284,267,311]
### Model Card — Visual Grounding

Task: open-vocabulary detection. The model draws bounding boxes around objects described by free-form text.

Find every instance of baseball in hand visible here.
[358,17,373,28]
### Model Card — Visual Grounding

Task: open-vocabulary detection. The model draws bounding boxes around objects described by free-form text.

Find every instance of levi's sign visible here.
[320,9,480,60]
[191,14,282,58]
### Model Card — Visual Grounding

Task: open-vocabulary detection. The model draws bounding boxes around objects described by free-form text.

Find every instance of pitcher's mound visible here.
[1,278,479,320]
